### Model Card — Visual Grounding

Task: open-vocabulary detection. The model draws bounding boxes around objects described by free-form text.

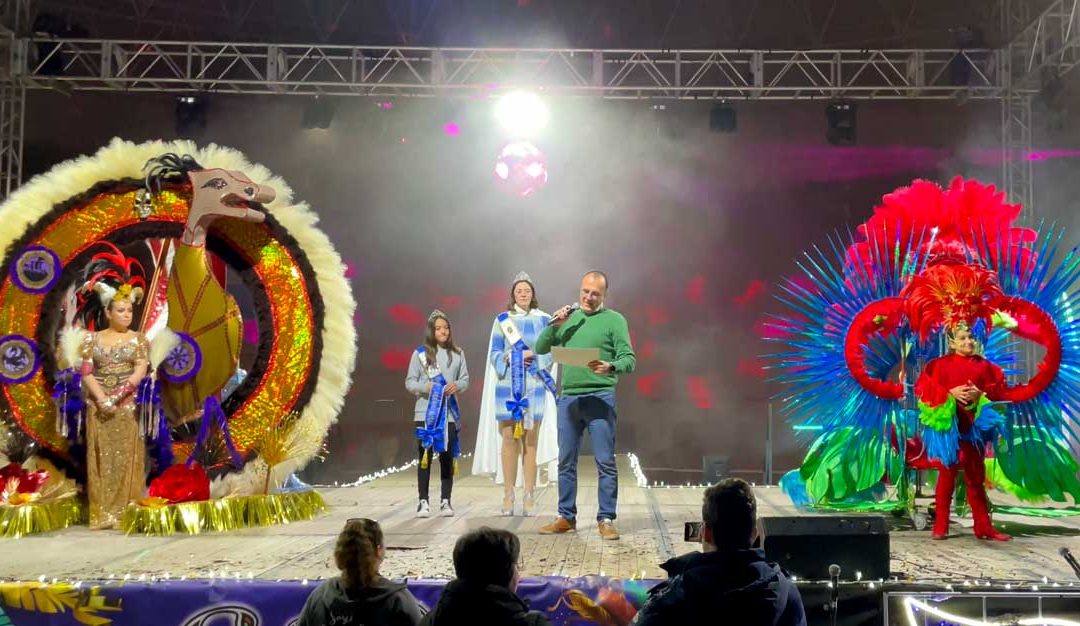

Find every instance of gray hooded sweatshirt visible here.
[297,576,425,626]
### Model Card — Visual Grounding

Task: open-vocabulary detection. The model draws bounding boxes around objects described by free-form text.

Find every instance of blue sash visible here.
[497,312,557,437]
[506,347,530,422]
[414,346,461,462]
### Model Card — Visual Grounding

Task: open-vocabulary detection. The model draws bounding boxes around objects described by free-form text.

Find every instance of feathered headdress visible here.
[901,262,1002,339]
[844,177,1036,284]
[76,242,147,329]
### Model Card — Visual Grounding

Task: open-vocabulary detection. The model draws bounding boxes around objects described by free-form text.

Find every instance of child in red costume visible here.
[913,325,1011,541]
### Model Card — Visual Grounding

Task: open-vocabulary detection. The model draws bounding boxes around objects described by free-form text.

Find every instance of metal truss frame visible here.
[993,0,1080,214]
[14,39,1005,100]
[997,0,1035,212]
[1004,0,1080,89]
[1,0,30,36]
[0,76,24,201]
[0,1,1064,204]
[1001,91,1033,212]
[0,1,28,200]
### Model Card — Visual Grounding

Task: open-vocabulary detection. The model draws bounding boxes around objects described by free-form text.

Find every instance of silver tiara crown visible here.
[513,271,532,284]
[428,308,447,321]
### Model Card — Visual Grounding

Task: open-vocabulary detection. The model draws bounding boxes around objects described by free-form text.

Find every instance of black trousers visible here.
[417,425,458,502]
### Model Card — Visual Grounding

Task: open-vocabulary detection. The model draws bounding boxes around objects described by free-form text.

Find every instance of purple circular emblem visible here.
[0,334,40,384]
[10,245,61,294]
[160,332,202,383]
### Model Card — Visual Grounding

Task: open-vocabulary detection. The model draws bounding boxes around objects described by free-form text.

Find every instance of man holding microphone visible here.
[535,271,635,540]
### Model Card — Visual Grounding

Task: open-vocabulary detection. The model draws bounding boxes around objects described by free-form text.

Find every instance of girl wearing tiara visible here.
[473,272,558,516]
[405,310,469,517]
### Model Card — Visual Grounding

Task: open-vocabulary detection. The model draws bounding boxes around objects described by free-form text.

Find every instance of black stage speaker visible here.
[702,455,729,484]
[762,515,889,581]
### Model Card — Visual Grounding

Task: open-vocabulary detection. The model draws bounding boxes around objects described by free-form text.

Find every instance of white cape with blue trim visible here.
[472,310,559,487]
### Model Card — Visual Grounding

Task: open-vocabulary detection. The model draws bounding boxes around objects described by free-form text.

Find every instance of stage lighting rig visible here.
[175,95,208,137]
[495,91,549,137]
[825,102,856,146]
[302,96,335,130]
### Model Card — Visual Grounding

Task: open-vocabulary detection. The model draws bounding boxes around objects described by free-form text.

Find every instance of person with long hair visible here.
[297,518,424,626]
[74,243,150,529]
[474,272,558,516]
[406,310,469,517]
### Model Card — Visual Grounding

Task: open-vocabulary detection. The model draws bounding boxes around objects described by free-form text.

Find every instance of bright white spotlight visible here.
[495,91,549,137]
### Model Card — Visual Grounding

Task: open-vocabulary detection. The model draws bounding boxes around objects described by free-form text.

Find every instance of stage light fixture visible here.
[174,95,207,137]
[825,101,856,145]
[947,26,982,87]
[302,96,335,130]
[495,90,549,137]
[709,103,736,133]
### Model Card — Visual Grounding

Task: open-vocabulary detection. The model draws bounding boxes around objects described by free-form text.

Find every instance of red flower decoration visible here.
[147,462,211,503]
[0,462,48,495]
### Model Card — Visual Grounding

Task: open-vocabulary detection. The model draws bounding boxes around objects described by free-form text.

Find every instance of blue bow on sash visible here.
[505,346,530,421]
[415,346,461,468]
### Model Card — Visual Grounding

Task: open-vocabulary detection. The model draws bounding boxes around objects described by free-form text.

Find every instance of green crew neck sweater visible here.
[534,307,635,395]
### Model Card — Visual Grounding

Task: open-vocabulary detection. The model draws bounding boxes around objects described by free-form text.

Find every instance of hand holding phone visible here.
[684,521,703,542]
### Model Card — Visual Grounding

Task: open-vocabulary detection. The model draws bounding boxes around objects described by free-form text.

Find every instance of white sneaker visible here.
[439,499,454,517]
[416,499,431,518]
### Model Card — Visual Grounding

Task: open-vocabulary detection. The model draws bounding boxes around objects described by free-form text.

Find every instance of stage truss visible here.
[1,1,1078,210]
[12,41,1004,100]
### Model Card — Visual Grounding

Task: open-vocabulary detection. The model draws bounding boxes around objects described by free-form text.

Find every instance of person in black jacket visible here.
[631,478,806,626]
[298,518,424,626]
[421,527,551,626]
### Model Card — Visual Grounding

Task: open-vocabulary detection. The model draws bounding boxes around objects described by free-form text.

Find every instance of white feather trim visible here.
[149,328,180,371]
[93,282,116,308]
[57,326,88,370]
[0,138,357,486]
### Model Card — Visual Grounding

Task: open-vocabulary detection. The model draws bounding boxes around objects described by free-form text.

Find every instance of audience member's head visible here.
[336,518,385,588]
[452,527,521,591]
[702,478,760,552]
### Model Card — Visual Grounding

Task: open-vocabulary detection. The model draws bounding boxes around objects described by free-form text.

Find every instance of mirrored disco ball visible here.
[494,141,548,197]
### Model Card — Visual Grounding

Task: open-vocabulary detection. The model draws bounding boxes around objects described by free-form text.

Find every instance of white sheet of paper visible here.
[551,346,601,367]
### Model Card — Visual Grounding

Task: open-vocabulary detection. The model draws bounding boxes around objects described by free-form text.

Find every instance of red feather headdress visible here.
[901,262,1002,339]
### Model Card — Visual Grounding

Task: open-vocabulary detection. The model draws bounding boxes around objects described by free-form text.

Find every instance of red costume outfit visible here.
[913,353,1011,540]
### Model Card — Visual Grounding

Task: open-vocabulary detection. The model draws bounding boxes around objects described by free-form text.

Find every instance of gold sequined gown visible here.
[81,331,149,529]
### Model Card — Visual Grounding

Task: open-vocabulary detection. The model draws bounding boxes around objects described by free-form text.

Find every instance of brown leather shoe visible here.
[598,519,620,540]
[539,517,576,534]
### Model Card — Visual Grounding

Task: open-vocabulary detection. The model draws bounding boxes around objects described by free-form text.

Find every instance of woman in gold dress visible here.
[76,247,150,529]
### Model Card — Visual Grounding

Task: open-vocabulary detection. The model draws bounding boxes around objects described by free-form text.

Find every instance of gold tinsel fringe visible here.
[120,490,327,536]
[0,497,86,539]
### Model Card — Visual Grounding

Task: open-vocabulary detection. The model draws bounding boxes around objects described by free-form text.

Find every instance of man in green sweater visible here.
[535,271,635,540]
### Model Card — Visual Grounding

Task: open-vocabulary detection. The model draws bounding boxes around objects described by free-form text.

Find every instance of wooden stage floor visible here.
[3,455,1080,583]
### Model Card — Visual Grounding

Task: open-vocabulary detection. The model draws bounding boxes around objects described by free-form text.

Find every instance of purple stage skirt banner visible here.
[0,576,653,626]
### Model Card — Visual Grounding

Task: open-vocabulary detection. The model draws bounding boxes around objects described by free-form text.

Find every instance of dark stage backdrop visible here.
[24,90,1071,486]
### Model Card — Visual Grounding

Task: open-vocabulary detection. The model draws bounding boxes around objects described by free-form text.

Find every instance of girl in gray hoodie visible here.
[298,519,425,626]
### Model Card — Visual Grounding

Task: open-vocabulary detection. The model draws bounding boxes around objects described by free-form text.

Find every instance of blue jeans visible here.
[557,390,618,523]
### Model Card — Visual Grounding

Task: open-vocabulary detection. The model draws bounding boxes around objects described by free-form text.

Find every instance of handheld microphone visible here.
[1060,547,1080,581]
[828,564,841,626]
[554,302,580,320]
